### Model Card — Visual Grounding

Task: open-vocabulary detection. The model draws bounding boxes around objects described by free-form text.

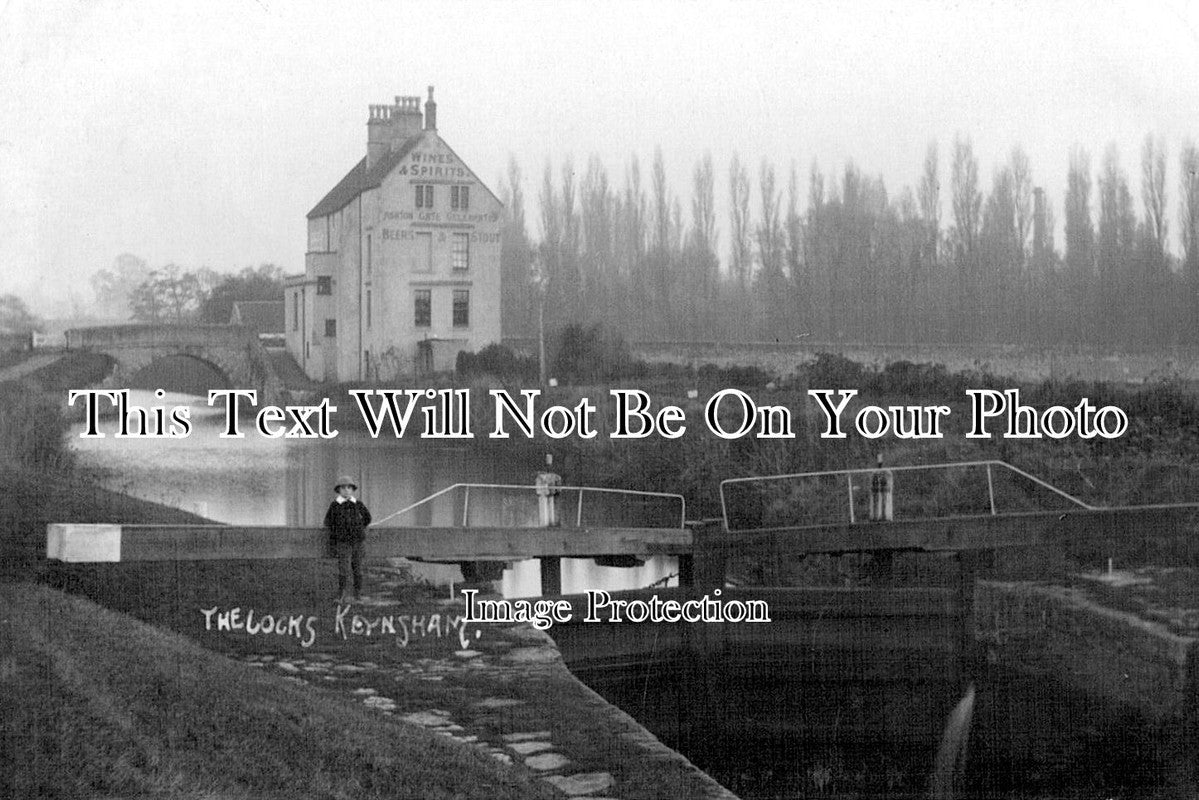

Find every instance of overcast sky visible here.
[3,0,1198,317]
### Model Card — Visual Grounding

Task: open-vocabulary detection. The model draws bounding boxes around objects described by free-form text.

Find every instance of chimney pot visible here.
[424,86,437,131]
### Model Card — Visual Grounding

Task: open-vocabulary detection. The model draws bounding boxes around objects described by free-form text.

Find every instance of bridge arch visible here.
[65,324,283,405]
[127,353,234,396]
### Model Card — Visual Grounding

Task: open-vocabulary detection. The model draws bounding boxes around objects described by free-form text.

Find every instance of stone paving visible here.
[230,561,744,798]
[241,649,621,795]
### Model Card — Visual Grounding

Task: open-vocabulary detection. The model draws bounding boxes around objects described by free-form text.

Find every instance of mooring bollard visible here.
[535,453,563,595]
[870,455,894,522]
[535,453,562,528]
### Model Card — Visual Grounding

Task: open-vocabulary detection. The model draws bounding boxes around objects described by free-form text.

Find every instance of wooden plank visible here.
[46,524,122,562]
[729,505,1199,556]
[54,504,1199,563]
[51,524,694,562]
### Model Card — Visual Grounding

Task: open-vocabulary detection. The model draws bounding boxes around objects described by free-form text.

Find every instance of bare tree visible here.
[1097,144,1137,344]
[649,147,674,324]
[1141,134,1168,257]
[1181,140,1199,342]
[981,166,1017,339]
[805,161,832,338]
[950,135,981,260]
[91,253,153,320]
[651,147,671,255]
[1064,146,1095,275]
[950,135,981,337]
[786,161,812,335]
[0,294,43,334]
[503,156,527,234]
[1010,145,1033,267]
[130,265,203,324]
[756,159,786,336]
[580,154,614,314]
[914,143,940,339]
[499,155,534,336]
[1141,134,1169,345]
[1064,146,1095,342]
[621,154,648,329]
[559,156,581,321]
[1182,141,1199,271]
[918,142,941,267]
[756,160,784,278]
[537,161,564,328]
[690,153,717,258]
[728,152,752,287]
[689,152,718,293]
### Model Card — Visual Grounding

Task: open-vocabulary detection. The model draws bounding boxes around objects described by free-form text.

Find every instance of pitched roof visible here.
[230,300,285,333]
[307,157,365,220]
[306,135,425,219]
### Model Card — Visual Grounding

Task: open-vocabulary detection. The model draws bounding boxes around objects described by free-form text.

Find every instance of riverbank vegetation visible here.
[0,381,74,472]
[25,350,116,392]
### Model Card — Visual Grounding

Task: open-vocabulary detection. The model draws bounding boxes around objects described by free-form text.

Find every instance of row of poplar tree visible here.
[497,136,1199,349]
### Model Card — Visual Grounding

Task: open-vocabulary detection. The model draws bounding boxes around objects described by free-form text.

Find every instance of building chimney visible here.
[424,86,437,131]
[389,94,423,145]
[366,92,425,168]
[367,104,393,169]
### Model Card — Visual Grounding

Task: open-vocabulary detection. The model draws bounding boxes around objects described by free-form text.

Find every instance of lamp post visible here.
[530,252,548,386]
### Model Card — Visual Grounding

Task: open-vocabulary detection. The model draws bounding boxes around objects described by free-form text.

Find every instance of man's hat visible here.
[334,475,358,492]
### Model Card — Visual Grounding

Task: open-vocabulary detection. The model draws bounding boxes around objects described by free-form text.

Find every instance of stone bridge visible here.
[65,324,283,404]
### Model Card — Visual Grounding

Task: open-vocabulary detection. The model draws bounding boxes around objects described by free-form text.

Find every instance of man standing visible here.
[324,475,372,603]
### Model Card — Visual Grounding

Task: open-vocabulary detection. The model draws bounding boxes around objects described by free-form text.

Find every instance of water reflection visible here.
[70,390,677,598]
[71,390,289,524]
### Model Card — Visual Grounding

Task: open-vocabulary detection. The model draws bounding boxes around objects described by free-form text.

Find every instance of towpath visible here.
[0,352,63,383]
[213,559,737,800]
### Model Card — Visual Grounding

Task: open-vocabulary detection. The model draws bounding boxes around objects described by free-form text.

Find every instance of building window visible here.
[292,291,299,331]
[366,234,372,277]
[415,184,433,209]
[414,290,431,327]
[451,185,470,210]
[366,289,372,329]
[453,290,469,328]
[325,319,337,338]
[415,231,432,273]
[452,233,469,271]
[317,276,332,295]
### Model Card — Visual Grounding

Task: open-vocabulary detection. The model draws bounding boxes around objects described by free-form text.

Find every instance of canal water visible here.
[570,654,1176,799]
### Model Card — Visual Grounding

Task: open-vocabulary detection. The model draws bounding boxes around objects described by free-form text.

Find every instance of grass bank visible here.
[0,463,212,581]
[0,581,556,800]
[23,350,115,393]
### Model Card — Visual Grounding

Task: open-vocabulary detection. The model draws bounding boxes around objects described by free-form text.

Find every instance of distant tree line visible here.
[498,135,1199,349]
[0,295,43,336]
[89,257,285,325]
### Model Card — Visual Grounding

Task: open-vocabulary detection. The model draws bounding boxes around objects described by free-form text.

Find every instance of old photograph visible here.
[3,2,1199,798]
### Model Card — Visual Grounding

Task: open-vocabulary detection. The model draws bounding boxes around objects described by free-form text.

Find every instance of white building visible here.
[286,88,503,382]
